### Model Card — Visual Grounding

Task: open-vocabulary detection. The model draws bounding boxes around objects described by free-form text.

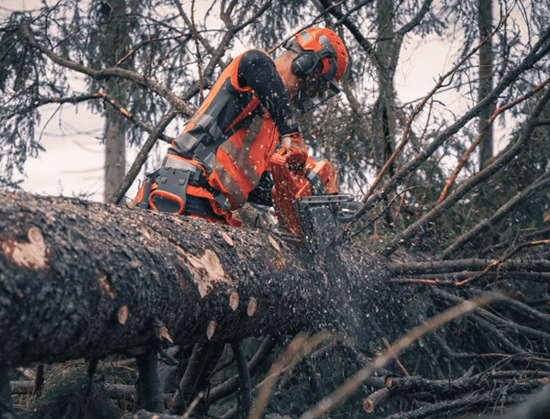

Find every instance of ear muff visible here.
[291,51,321,78]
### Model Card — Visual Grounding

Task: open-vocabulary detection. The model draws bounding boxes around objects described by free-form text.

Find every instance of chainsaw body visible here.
[269,148,362,249]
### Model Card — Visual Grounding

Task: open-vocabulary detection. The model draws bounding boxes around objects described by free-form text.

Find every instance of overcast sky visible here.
[5,0,479,204]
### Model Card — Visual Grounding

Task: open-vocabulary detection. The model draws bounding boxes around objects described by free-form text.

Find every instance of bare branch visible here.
[388,258,550,276]
[251,331,340,419]
[95,92,173,144]
[334,0,374,28]
[482,227,550,256]
[390,271,550,285]
[19,20,195,116]
[387,0,433,77]
[109,108,177,205]
[317,0,380,66]
[438,76,550,204]
[267,1,345,55]
[360,16,503,205]
[230,340,252,418]
[190,0,205,103]
[299,293,502,419]
[173,0,218,57]
[207,336,277,404]
[383,86,550,256]
[2,94,97,121]
[442,172,550,259]
[234,0,273,32]
[434,289,550,344]
[115,36,189,67]
[356,23,550,226]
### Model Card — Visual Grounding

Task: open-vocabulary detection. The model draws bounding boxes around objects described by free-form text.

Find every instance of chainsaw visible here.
[269,148,363,249]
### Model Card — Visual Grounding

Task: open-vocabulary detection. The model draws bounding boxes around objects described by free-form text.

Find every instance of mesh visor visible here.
[295,78,340,113]
[284,34,343,112]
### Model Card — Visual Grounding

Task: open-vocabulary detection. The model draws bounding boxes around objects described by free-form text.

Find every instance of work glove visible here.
[281,132,308,173]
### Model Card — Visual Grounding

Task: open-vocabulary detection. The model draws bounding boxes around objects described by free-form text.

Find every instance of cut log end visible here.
[247,297,257,317]
[207,321,217,340]
[159,325,173,344]
[362,388,390,413]
[229,292,239,311]
[362,398,374,413]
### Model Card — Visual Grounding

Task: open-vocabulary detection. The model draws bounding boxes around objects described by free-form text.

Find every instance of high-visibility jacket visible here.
[131,49,301,225]
[153,49,299,225]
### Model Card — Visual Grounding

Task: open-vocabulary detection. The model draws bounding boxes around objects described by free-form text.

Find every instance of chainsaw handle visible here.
[270,148,289,166]
[271,147,306,175]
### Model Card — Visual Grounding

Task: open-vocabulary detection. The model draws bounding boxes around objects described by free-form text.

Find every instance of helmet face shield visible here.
[295,77,340,113]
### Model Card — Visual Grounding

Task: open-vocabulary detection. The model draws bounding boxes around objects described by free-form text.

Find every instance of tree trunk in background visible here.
[103,0,128,204]
[104,116,126,203]
[375,0,395,175]
[478,0,494,170]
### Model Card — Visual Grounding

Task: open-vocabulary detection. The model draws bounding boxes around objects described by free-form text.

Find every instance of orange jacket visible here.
[166,50,293,222]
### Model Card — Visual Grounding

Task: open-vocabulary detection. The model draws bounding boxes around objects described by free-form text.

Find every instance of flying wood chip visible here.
[222,232,234,246]
[268,235,280,252]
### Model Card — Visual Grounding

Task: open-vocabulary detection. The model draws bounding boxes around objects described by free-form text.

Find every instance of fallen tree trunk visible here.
[0,190,395,367]
[4,191,550,419]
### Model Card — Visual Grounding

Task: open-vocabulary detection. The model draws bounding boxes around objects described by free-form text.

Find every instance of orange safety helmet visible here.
[283,27,348,112]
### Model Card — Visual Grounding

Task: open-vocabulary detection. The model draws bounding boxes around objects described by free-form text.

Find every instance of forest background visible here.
[1,0,550,418]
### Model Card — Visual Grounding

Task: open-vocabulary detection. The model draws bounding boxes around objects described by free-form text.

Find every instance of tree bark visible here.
[375,0,395,174]
[104,116,126,204]
[478,0,494,170]
[102,0,128,205]
[0,190,395,367]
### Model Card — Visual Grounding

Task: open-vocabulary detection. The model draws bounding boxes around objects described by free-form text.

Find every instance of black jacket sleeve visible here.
[238,49,299,136]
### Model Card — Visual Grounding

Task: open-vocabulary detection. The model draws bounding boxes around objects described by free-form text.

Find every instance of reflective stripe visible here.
[213,116,265,206]
[219,116,263,186]
[201,152,217,175]
[213,167,248,206]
